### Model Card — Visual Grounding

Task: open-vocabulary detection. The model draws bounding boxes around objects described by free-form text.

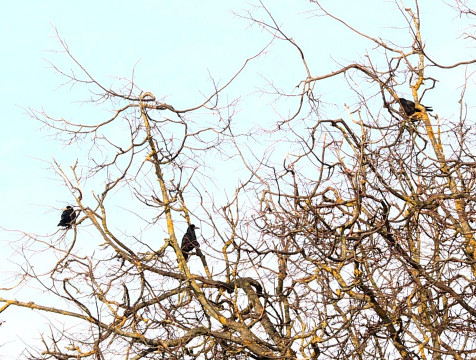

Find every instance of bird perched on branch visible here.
[181,224,199,261]
[57,206,77,228]
[398,98,433,116]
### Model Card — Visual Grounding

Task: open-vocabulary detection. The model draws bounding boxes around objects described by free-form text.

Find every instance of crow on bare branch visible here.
[57,206,77,228]
[399,98,433,116]
[181,224,199,261]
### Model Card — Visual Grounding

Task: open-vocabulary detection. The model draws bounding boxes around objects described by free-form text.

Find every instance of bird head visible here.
[190,224,199,230]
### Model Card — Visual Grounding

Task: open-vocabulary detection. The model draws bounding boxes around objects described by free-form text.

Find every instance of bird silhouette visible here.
[181,224,199,261]
[398,98,433,116]
[58,206,77,228]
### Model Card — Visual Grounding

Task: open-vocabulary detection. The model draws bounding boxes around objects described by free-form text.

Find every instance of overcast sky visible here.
[1,0,474,357]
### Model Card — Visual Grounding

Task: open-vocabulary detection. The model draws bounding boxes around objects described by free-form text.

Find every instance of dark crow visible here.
[181,224,199,261]
[398,98,433,116]
[58,206,77,228]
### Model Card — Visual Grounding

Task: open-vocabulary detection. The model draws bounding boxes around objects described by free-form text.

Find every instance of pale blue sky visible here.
[1,0,474,357]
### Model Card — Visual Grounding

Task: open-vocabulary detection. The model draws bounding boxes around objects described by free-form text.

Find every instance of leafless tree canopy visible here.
[2,1,476,359]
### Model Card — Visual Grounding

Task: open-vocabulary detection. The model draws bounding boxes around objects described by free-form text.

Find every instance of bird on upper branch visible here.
[181,224,199,261]
[57,206,77,228]
[398,98,433,116]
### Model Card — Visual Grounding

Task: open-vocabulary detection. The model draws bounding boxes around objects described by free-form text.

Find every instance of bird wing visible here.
[181,234,194,251]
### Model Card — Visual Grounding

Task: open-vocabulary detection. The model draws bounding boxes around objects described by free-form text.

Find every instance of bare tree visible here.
[2,1,476,359]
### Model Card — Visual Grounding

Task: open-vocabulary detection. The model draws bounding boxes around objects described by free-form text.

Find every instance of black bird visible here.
[181,224,199,261]
[398,98,433,116]
[57,206,77,228]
